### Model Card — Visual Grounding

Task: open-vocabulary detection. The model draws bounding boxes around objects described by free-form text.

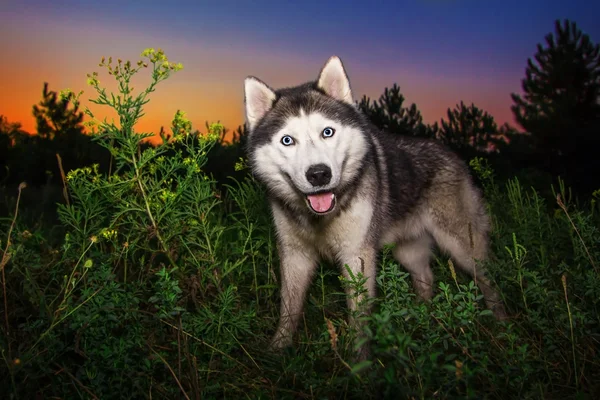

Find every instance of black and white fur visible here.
[244,56,507,355]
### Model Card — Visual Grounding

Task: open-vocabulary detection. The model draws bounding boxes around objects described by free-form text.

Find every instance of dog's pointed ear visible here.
[244,76,276,131]
[317,56,353,104]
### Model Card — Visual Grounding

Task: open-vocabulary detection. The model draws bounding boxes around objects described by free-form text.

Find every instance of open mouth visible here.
[305,192,336,214]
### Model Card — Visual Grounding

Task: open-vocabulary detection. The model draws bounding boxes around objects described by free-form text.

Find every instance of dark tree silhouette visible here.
[0,83,111,188]
[358,84,437,138]
[0,115,26,142]
[511,19,600,192]
[203,123,249,190]
[33,83,110,178]
[439,101,504,154]
[0,116,29,184]
[33,83,85,140]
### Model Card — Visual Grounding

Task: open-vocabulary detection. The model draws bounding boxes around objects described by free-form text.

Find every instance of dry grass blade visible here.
[1,182,26,360]
[556,194,597,275]
[149,345,191,400]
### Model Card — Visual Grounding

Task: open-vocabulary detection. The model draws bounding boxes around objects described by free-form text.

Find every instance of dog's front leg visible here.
[270,244,318,350]
[340,247,377,360]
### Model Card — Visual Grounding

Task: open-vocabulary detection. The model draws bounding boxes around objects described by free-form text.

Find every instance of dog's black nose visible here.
[305,164,332,187]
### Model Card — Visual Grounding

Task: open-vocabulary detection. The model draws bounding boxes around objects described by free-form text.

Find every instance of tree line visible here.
[1,19,599,201]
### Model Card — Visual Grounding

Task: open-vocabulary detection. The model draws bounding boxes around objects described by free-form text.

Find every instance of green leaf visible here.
[350,360,372,375]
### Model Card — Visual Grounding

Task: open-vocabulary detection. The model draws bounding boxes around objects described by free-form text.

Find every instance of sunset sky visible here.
[1,0,599,140]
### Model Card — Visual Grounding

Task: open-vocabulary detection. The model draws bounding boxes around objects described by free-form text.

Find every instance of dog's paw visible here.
[269,333,293,351]
[492,304,509,321]
[487,299,509,321]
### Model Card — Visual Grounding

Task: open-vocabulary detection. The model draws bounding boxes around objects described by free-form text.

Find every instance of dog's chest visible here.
[305,198,375,259]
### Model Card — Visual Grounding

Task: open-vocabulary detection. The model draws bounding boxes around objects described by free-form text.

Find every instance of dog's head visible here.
[244,56,370,215]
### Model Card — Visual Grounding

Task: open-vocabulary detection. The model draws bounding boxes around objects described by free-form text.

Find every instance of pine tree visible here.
[358,84,436,138]
[28,83,110,184]
[0,116,28,183]
[511,19,600,191]
[33,82,85,140]
[439,101,502,154]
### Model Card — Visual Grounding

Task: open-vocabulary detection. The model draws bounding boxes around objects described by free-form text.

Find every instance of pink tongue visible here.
[307,192,334,213]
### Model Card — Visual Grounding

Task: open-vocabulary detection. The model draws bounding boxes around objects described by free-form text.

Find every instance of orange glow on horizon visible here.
[0,10,522,145]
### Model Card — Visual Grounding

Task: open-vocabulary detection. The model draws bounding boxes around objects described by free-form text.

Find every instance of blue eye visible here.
[281,135,295,146]
[322,127,335,138]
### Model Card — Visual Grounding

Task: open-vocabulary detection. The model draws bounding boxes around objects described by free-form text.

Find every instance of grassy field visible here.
[1,49,599,399]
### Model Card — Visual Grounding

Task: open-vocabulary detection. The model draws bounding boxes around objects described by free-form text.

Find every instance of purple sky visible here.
[1,0,598,137]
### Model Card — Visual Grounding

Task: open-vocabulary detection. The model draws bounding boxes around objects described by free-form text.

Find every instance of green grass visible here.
[1,49,599,399]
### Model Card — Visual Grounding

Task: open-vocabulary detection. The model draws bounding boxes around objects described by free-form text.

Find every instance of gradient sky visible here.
[1,0,599,140]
